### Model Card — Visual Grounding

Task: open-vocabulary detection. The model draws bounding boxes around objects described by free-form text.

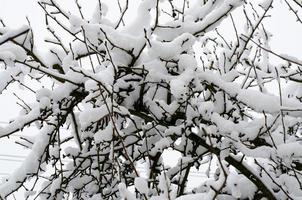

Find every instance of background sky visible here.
[0,0,302,199]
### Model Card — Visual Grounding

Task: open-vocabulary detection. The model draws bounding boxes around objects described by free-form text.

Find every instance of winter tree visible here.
[0,0,302,199]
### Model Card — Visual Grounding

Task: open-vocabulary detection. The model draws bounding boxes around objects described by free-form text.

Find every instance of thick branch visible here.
[188,133,277,200]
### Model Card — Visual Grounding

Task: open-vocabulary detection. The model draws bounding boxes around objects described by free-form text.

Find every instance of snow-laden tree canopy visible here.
[0,0,302,199]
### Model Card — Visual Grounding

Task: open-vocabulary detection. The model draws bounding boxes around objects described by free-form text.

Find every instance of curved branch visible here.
[188,133,277,200]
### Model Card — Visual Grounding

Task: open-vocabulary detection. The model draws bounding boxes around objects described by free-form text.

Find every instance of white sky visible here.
[0,0,302,199]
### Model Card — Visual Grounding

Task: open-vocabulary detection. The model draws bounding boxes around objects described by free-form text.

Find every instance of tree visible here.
[0,0,302,199]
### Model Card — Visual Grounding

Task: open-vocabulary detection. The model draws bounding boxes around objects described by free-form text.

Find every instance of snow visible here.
[0,124,55,198]
[134,177,149,195]
[175,193,208,200]
[101,24,146,56]
[150,137,171,156]
[154,0,243,40]
[36,88,51,101]
[36,88,52,108]
[259,0,273,10]
[197,71,302,114]
[64,146,80,157]
[178,54,198,72]
[0,26,29,45]
[51,83,77,102]
[150,33,196,60]
[226,173,257,199]
[0,71,12,93]
[94,122,113,143]
[0,43,26,64]
[236,89,280,112]
[0,107,41,138]
[49,178,61,195]
[69,14,84,33]
[118,183,136,200]
[185,0,220,22]
[79,105,109,129]
[170,59,196,100]
[277,141,302,162]
[121,0,154,35]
